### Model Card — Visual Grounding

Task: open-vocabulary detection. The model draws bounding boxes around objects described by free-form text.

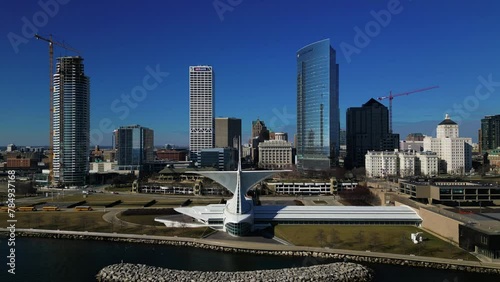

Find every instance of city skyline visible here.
[2,1,500,146]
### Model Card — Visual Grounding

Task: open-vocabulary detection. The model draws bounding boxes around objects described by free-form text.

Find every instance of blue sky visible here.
[1,0,499,146]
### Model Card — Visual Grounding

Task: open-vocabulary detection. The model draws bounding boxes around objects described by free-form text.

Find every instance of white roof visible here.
[254,205,422,221]
[174,204,421,223]
[174,204,225,222]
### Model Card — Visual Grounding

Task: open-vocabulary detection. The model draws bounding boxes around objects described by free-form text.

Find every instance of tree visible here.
[51,214,61,229]
[354,231,365,244]
[79,214,88,231]
[327,228,342,248]
[369,232,381,250]
[315,229,327,247]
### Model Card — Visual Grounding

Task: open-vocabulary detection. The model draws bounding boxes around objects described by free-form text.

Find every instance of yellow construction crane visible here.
[34,34,80,186]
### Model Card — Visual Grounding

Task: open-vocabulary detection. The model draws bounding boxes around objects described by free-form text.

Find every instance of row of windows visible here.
[255,220,420,225]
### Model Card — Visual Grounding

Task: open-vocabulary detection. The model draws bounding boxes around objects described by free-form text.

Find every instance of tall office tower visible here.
[189,66,214,163]
[52,56,90,186]
[251,119,270,163]
[481,115,500,152]
[424,114,473,174]
[114,125,154,170]
[215,117,241,148]
[346,99,399,169]
[252,119,269,140]
[296,39,340,170]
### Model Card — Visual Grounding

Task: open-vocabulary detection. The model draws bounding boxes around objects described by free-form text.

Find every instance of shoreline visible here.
[2,228,499,275]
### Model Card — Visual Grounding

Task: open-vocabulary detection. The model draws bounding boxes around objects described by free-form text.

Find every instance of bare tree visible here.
[51,214,61,229]
[369,232,381,250]
[79,214,88,231]
[353,231,365,244]
[25,214,33,228]
[327,228,342,248]
[315,229,327,247]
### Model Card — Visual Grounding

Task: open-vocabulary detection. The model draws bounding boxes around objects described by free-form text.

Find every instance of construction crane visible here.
[378,86,439,133]
[34,34,81,186]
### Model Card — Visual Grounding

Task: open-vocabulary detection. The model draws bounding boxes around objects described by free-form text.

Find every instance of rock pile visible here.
[96,262,374,282]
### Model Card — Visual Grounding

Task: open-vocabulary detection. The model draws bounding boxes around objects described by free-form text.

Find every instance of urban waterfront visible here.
[1,237,499,282]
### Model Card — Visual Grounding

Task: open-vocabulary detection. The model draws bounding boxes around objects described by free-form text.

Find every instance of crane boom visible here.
[378,86,439,133]
[35,34,81,186]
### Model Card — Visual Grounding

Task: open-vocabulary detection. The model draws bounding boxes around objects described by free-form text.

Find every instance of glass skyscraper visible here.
[481,115,500,152]
[114,125,154,170]
[52,56,90,186]
[296,39,340,170]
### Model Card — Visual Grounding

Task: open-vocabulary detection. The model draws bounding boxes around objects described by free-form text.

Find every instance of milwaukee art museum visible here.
[155,156,421,236]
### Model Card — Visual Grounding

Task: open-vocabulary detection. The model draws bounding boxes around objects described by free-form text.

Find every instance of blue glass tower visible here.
[296,39,340,170]
[115,125,154,170]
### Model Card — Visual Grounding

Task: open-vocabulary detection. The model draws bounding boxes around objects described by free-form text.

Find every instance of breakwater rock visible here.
[96,262,374,282]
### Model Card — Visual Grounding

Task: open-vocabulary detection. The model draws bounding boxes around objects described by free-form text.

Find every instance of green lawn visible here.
[0,211,209,238]
[117,214,165,226]
[275,225,477,261]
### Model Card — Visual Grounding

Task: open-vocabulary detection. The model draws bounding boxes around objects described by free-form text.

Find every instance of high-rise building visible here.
[52,56,90,186]
[114,125,154,170]
[423,115,473,174]
[215,117,241,148]
[346,98,399,169]
[481,115,500,152]
[296,39,340,170]
[250,119,270,164]
[252,119,269,140]
[189,66,214,163]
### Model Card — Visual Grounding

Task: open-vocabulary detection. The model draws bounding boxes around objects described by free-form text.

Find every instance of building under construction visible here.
[52,56,90,186]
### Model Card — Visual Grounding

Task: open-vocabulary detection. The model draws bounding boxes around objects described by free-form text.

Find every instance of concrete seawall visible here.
[96,262,374,282]
[2,228,500,276]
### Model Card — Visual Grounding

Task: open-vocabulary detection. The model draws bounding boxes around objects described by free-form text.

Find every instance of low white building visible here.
[365,150,399,178]
[366,150,438,178]
[398,151,417,178]
[258,140,293,169]
[90,161,117,173]
[416,151,439,176]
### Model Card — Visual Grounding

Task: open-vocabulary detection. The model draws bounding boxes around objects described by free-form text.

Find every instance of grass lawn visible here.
[274,225,477,261]
[117,214,165,226]
[105,186,133,192]
[0,211,209,238]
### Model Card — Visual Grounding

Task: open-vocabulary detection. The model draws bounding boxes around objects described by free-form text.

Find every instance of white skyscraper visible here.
[52,56,90,186]
[189,66,214,163]
[424,115,473,174]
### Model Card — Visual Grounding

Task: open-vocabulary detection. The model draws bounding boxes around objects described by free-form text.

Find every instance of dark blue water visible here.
[0,237,498,282]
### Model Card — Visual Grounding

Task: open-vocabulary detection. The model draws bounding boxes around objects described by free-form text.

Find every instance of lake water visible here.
[0,237,498,282]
